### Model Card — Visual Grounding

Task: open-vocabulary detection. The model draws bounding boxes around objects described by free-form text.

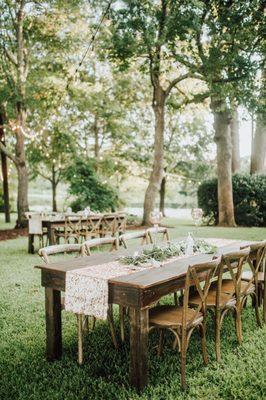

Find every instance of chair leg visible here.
[91,316,96,330]
[235,306,243,345]
[83,316,89,333]
[215,308,222,362]
[119,306,125,343]
[180,337,187,390]
[200,321,208,365]
[28,234,34,254]
[263,283,266,324]
[253,293,262,328]
[107,305,118,350]
[77,314,83,365]
[258,285,263,307]
[157,330,164,357]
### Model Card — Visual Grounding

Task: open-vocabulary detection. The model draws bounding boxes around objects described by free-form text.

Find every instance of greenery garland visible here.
[120,239,217,267]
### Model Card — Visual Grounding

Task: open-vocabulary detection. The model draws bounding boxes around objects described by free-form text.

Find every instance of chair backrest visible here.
[27,213,43,235]
[182,257,221,328]
[217,247,250,301]
[81,236,119,256]
[84,215,103,237]
[101,214,117,236]
[146,226,169,244]
[39,244,82,263]
[241,240,266,293]
[65,216,82,234]
[116,213,127,234]
[119,230,149,249]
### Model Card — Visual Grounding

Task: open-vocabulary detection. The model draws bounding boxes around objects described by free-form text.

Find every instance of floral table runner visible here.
[65,238,239,320]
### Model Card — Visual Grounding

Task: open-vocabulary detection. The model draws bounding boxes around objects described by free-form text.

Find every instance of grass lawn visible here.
[0,215,266,400]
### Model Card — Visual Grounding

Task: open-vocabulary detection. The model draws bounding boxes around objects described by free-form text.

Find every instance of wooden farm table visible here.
[35,239,249,392]
[28,213,126,252]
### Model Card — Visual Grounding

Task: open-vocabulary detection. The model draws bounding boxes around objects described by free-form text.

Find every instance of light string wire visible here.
[66,0,114,89]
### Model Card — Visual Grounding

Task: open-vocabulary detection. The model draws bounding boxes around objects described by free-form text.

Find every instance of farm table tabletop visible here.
[35,238,250,392]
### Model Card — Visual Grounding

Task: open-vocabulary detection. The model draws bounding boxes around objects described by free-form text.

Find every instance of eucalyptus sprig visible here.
[120,239,217,267]
[193,239,217,254]
[121,242,185,266]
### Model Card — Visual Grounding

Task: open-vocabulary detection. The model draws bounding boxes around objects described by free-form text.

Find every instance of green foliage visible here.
[198,174,266,227]
[65,158,119,212]
[121,239,216,266]
[27,123,76,181]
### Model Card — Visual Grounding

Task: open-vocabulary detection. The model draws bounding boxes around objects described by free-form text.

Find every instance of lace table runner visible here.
[65,238,239,320]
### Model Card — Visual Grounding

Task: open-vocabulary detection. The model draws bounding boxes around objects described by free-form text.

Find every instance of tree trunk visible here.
[14,2,29,228]
[94,114,100,159]
[16,158,28,227]
[142,86,165,225]
[230,105,240,173]
[159,173,166,217]
[52,165,57,212]
[250,113,266,174]
[0,110,10,222]
[212,99,236,227]
[250,69,266,174]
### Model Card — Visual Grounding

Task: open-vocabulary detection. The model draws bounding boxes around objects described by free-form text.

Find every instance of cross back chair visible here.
[80,236,120,352]
[81,236,119,256]
[119,230,149,249]
[81,235,124,345]
[241,240,266,323]
[39,242,119,365]
[81,215,103,240]
[101,214,117,237]
[55,216,82,244]
[149,257,221,390]
[115,213,127,235]
[39,243,81,263]
[189,247,250,362]
[146,226,169,244]
[38,244,88,365]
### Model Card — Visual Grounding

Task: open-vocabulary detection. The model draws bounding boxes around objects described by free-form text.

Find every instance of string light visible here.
[9,121,40,139]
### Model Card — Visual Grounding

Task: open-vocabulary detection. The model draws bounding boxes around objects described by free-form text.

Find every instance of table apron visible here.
[42,270,65,291]
[41,270,187,308]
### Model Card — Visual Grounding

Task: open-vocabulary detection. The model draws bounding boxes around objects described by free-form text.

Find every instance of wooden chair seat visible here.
[149,305,203,328]
[189,290,236,308]
[210,279,255,295]
[242,271,264,282]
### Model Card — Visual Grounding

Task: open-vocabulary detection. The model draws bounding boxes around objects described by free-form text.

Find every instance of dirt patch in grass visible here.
[0,227,28,241]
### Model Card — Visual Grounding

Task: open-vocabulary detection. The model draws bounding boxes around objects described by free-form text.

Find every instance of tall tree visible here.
[0,107,10,222]
[108,0,203,225]
[230,104,240,173]
[0,0,29,227]
[0,0,86,225]
[167,0,264,226]
[250,68,266,174]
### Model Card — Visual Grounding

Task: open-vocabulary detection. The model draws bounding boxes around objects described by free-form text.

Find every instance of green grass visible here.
[0,212,17,230]
[0,217,266,400]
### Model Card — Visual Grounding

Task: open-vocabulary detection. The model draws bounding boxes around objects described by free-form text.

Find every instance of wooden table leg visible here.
[129,307,149,392]
[45,287,62,361]
[28,234,34,254]
[47,225,56,245]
